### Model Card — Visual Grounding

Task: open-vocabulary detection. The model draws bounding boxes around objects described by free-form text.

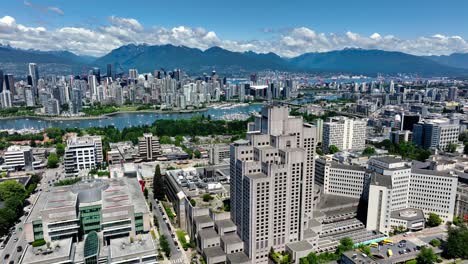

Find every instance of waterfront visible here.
[0,104,264,130]
[0,93,342,130]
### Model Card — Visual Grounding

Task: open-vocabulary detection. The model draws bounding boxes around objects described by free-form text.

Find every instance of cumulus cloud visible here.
[1,15,468,57]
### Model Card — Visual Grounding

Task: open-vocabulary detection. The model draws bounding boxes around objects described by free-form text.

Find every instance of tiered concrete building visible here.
[230,105,317,263]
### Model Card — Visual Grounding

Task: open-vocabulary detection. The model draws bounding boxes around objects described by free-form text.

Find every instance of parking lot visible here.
[368,235,443,263]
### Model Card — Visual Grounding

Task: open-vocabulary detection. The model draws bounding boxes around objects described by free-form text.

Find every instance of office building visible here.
[92,67,101,84]
[88,74,99,101]
[314,119,324,144]
[24,86,35,106]
[448,86,458,101]
[413,118,460,150]
[316,158,367,199]
[71,88,82,114]
[107,63,113,79]
[138,133,161,161]
[230,105,317,263]
[64,135,103,177]
[28,63,39,96]
[2,145,34,171]
[455,183,468,220]
[365,157,458,234]
[45,98,60,115]
[209,144,230,165]
[400,113,420,131]
[129,69,138,79]
[389,130,413,144]
[0,88,12,108]
[323,116,367,153]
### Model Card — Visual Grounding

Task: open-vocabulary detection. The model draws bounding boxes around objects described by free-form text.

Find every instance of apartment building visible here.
[230,105,317,263]
[322,116,367,153]
[64,135,103,177]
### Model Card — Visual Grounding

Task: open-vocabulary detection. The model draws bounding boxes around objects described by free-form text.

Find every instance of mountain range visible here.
[0,44,467,77]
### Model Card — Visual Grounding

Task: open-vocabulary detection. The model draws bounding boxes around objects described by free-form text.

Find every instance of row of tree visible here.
[374,140,432,162]
[0,175,40,236]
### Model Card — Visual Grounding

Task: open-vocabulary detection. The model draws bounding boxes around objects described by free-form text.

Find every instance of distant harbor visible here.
[0,104,264,131]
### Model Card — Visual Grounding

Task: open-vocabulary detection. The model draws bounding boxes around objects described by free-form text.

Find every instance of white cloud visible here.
[1,15,468,57]
[23,1,65,16]
[48,7,64,16]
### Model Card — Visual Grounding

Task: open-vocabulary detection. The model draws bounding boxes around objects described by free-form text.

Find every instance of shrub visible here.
[32,239,46,247]
[202,193,214,202]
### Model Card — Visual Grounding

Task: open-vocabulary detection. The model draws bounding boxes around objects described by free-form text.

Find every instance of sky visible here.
[1,0,468,57]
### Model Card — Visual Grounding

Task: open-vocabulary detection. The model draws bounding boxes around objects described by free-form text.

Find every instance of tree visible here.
[159,235,171,257]
[328,145,340,154]
[426,213,442,227]
[202,193,214,202]
[429,239,441,247]
[194,149,201,159]
[452,216,463,227]
[190,199,196,206]
[153,165,165,200]
[416,247,437,264]
[47,153,59,168]
[444,224,468,259]
[362,146,376,156]
[336,237,354,254]
[464,143,468,155]
[446,143,457,153]
[0,180,26,201]
[56,143,65,156]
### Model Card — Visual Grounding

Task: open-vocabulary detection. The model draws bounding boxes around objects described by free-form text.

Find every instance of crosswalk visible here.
[171,257,185,263]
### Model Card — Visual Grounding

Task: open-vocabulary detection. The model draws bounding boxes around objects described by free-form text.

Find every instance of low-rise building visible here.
[1,145,34,171]
[24,177,151,244]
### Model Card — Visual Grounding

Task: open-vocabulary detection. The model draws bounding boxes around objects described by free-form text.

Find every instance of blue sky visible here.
[1,0,468,56]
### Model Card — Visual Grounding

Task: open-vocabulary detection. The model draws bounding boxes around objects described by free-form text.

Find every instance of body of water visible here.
[0,104,264,131]
[0,93,341,130]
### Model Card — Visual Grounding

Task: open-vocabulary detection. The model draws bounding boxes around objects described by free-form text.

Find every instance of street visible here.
[149,195,189,264]
[0,165,64,264]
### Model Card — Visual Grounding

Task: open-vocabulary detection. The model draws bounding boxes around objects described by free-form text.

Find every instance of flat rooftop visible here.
[22,238,73,264]
[411,168,457,178]
[287,240,314,252]
[391,208,425,221]
[221,233,242,244]
[109,234,156,260]
[45,188,77,210]
[204,246,226,258]
[227,252,250,264]
[370,172,392,188]
[198,228,219,239]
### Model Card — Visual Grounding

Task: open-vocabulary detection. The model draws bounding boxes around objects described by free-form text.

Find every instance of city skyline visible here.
[1,0,468,57]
